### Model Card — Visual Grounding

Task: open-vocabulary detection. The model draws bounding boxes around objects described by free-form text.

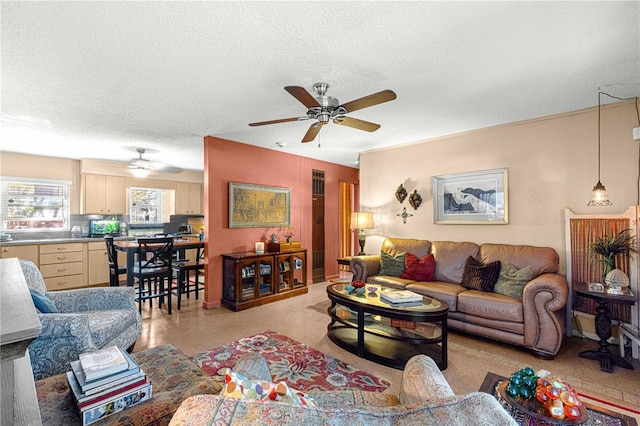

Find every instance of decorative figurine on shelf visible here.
[397,207,413,224]
[270,233,278,243]
[408,189,422,210]
[395,183,408,203]
[281,226,295,243]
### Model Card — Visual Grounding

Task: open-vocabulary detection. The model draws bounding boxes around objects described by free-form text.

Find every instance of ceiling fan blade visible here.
[301,123,322,143]
[285,86,321,108]
[333,116,380,132]
[249,117,301,127]
[340,89,397,113]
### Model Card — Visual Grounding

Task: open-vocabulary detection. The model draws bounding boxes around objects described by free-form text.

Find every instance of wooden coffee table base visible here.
[326,283,448,370]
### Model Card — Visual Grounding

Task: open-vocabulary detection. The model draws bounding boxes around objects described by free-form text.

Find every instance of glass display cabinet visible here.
[222,249,307,311]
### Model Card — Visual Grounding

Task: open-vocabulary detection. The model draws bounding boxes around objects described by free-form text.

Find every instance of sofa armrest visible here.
[29,313,97,379]
[399,354,454,406]
[350,255,381,282]
[522,273,569,358]
[170,391,517,425]
[47,287,137,312]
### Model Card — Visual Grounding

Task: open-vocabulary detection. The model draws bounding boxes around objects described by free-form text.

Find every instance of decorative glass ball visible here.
[605,269,630,288]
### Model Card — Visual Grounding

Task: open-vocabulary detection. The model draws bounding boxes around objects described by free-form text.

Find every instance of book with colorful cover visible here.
[380,289,423,304]
[72,349,141,393]
[67,370,147,406]
[79,346,129,381]
[79,382,152,426]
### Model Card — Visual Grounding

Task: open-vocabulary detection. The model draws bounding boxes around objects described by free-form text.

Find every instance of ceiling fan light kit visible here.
[249,82,397,143]
[129,148,152,178]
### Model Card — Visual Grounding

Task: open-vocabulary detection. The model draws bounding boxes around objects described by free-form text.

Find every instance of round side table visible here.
[574,282,635,373]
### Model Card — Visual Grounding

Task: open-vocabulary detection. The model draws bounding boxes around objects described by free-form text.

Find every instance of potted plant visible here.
[588,229,637,282]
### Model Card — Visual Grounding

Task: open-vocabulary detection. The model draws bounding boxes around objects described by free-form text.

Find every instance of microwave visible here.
[89,219,120,237]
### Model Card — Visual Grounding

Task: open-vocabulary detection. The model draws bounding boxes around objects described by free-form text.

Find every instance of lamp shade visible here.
[351,212,374,230]
[587,180,612,206]
[130,167,150,178]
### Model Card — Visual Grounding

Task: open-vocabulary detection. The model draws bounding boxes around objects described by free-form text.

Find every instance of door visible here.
[312,170,325,283]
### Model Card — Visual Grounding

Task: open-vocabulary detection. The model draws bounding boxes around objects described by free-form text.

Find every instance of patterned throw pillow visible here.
[401,253,436,281]
[493,261,534,299]
[222,370,318,407]
[379,251,407,277]
[461,256,501,292]
[29,289,58,313]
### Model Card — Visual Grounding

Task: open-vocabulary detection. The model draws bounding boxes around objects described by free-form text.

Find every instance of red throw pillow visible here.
[400,253,436,281]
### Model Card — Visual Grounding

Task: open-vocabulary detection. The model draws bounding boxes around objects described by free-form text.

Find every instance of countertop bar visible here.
[0,236,136,246]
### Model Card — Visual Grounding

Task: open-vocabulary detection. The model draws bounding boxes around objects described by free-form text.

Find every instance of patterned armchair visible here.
[19,260,142,380]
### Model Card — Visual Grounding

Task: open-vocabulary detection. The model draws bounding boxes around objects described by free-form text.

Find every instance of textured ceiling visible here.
[2,2,639,171]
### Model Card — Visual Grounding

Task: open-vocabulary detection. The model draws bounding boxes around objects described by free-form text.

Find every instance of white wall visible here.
[360,100,640,274]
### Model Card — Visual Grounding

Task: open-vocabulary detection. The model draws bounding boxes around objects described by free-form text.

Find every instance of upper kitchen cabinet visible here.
[175,182,202,215]
[82,174,127,215]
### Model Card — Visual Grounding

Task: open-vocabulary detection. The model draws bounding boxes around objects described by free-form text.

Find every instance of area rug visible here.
[480,372,639,426]
[191,330,390,392]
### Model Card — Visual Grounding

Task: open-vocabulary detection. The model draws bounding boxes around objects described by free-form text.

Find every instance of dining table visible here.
[114,237,205,287]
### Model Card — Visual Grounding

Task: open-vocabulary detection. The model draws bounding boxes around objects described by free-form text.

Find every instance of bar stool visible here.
[172,246,205,309]
[105,236,126,286]
[133,237,174,314]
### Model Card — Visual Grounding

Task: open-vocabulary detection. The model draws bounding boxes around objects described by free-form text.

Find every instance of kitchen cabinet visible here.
[221,249,307,311]
[0,244,39,266]
[87,242,109,286]
[175,182,202,215]
[39,243,85,291]
[82,174,127,215]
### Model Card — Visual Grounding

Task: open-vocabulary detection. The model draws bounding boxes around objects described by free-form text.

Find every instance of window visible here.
[129,188,163,224]
[1,178,70,231]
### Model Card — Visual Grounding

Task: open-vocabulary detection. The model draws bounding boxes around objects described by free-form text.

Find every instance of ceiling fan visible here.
[128,148,182,177]
[249,83,397,143]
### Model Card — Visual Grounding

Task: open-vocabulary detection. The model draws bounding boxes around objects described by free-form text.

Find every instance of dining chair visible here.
[105,236,127,286]
[172,246,205,309]
[133,237,174,314]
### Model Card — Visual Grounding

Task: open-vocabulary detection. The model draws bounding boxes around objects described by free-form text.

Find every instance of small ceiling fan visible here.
[249,83,397,143]
[128,148,181,177]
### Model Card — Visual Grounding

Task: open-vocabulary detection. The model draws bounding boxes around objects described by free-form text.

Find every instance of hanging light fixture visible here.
[588,92,612,206]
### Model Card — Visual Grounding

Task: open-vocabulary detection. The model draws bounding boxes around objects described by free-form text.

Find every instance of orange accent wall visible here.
[202,136,359,309]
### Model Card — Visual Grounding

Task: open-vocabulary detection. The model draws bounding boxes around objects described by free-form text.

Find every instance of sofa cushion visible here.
[401,253,436,281]
[493,261,533,299]
[382,238,431,259]
[457,290,523,322]
[431,241,480,284]
[29,289,58,313]
[379,251,406,277]
[406,281,466,311]
[87,309,140,347]
[223,370,318,407]
[367,275,413,289]
[461,257,501,292]
[479,243,559,276]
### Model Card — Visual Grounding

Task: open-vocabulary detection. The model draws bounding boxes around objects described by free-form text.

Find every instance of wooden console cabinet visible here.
[221,249,307,311]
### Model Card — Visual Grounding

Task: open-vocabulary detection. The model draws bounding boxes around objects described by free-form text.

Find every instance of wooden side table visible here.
[574,282,636,373]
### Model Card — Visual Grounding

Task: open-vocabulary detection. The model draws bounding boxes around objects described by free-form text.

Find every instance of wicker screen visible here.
[570,218,631,322]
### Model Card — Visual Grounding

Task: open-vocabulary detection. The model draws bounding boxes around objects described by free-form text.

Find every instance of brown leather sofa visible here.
[350,238,569,359]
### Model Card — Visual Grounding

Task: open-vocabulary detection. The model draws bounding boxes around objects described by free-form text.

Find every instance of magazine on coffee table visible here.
[380,289,423,304]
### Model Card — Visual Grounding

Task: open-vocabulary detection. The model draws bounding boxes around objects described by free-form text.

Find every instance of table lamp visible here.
[351,212,374,255]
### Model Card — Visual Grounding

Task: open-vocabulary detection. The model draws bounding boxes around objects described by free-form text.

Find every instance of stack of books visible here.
[380,289,423,304]
[66,346,152,426]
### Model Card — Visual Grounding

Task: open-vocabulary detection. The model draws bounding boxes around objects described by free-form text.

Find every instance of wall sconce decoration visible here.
[408,190,422,210]
[395,184,407,203]
[397,207,413,224]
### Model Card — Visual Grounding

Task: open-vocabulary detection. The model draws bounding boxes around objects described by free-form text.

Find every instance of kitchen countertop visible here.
[0,236,136,246]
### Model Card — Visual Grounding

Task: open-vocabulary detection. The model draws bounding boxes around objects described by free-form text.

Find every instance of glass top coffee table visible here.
[326,283,449,370]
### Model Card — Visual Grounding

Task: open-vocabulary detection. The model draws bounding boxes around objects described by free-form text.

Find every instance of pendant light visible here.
[588,92,612,206]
